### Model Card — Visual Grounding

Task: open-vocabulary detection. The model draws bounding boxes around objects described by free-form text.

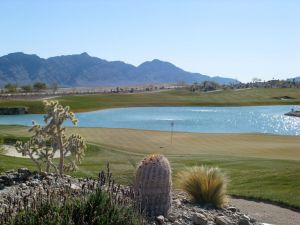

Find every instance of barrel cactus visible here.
[134,154,172,217]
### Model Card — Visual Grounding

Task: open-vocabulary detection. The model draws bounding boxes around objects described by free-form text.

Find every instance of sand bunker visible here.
[0,145,65,158]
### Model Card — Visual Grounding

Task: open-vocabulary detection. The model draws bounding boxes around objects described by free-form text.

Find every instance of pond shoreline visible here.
[0,105,299,136]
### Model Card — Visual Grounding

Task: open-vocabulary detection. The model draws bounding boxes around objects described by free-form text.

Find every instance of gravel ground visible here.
[231,198,300,225]
[1,168,299,225]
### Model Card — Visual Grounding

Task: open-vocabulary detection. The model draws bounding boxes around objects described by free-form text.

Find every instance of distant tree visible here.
[176,81,187,87]
[50,83,58,93]
[21,84,33,92]
[33,82,47,91]
[15,100,87,175]
[190,81,220,92]
[4,83,17,93]
[190,82,198,92]
[252,78,262,83]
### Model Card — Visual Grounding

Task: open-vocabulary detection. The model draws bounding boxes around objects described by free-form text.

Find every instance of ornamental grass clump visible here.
[176,166,228,208]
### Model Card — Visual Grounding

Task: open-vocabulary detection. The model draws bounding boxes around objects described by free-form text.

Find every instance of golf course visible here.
[0,88,299,209]
[1,88,300,114]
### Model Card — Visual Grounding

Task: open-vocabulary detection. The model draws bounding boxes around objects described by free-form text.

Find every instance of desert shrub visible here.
[8,189,140,225]
[176,165,228,208]
[2,164,143,225]
[15,100,87,175]
[3,136,29,145]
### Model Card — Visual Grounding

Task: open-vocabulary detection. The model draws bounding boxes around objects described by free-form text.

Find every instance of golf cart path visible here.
[231,198,300,225]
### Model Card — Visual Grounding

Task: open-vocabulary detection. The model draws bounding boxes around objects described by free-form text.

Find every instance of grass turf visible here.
[0,125,299,209]
[0,88,299,208]
[0,88,300,114]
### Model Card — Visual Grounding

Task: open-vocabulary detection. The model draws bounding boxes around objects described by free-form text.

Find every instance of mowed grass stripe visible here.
[1,125,299,161]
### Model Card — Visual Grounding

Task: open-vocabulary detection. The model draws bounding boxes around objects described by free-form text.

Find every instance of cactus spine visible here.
[134,154,172,217]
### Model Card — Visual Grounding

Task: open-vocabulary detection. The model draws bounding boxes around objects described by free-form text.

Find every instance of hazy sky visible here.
[1,0,299,82]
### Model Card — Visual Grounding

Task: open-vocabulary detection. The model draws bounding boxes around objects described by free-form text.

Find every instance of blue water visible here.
[0,106,299,135]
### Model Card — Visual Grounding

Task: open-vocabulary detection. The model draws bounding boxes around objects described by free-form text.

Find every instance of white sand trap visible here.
[0,145,66,158]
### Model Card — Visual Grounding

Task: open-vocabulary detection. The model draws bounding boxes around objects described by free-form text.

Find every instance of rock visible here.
[215,215,232,225]
[156,215,165,224]
[40,171,48,177]
[227,206,237,213]
[192,212,209,225]
[20,183,27,190]
[182,212,190,221]
[1,175,14,186]
[174,199,181,206]
[29,180,40,187]
[239,218,252,225]
[167,213,176,222]
[0,169,264,225]
[17,168,30,174]
[242,215,251,220]
[239,214,252,225]
[70,183,81,191]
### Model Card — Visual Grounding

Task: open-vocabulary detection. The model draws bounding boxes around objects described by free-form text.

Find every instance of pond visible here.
[0,106,299,135]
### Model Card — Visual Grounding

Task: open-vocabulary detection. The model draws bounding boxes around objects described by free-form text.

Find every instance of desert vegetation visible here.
[8,191,140,225]
[0,151,231,225]
[2,82,48,94]
[176,166,228,208]
[134,154,172,217]
[0,165,142,225]
[15,100,86,175]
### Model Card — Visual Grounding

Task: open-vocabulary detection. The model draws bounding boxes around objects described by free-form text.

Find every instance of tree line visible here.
[187,78,300,93]
[2,82,58,93]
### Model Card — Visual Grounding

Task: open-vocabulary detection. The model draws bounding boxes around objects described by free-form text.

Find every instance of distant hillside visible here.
[0,52,239,87]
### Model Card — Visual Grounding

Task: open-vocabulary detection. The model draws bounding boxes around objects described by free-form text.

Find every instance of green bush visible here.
[176,165,228,208]
[8,190,141,225]
[2,136,29,145]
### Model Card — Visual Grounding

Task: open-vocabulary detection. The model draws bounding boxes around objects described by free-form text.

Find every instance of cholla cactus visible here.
[134,154,172,217]
[16,100,86,175]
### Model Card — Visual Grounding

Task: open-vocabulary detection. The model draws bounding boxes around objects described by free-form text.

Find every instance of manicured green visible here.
[0,127,299,209]
[0,88,300,114]
[0,88,299,209]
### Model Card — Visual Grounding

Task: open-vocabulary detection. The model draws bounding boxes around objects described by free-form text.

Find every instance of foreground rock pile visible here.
[1,169,262,225]
[157,191,259,225]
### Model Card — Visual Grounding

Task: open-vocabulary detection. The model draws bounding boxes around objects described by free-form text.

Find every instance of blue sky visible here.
[0,0,299,82]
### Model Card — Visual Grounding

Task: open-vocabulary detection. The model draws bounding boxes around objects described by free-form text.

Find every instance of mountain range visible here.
[0,52,240,87]
[288,77,300,82]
